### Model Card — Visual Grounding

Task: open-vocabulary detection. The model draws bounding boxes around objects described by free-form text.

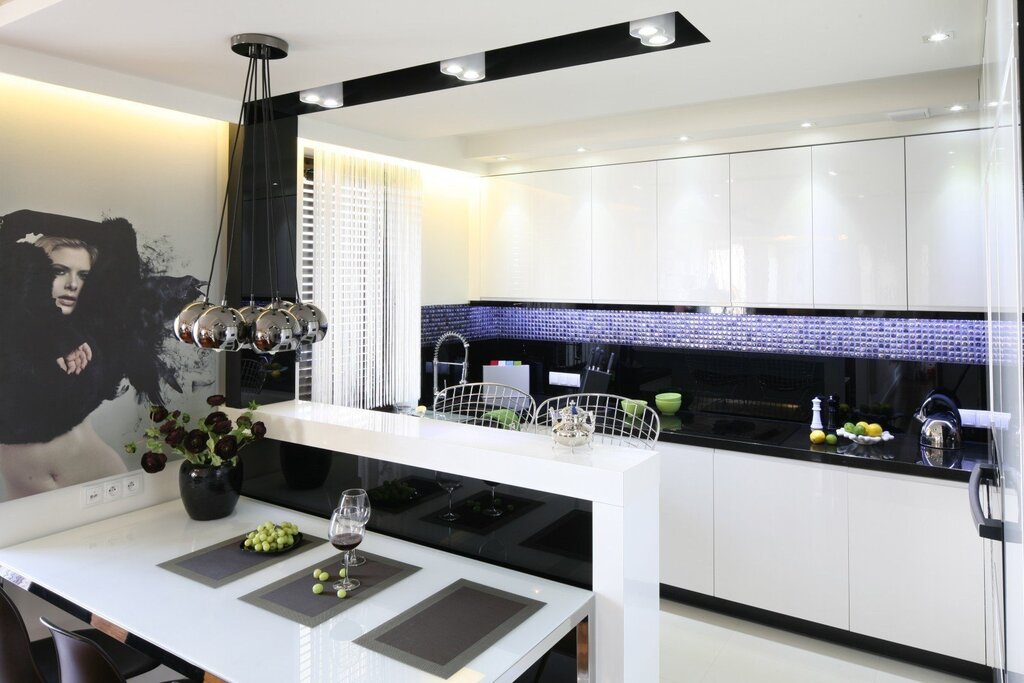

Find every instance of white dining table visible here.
[0,498,593,683]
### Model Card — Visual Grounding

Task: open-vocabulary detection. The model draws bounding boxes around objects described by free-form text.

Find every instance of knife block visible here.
[581,368,611,394]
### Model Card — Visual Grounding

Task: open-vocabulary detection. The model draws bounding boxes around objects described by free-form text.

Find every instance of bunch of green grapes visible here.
[243,521,299,552]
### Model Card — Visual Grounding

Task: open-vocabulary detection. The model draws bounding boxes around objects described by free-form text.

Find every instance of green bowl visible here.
[620,399,648,417]
[655,392,682,416]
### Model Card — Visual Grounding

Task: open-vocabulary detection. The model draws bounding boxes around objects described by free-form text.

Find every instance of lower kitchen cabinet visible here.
[713,451,850,629]
[659,443,714,594]
[847,470,987,664]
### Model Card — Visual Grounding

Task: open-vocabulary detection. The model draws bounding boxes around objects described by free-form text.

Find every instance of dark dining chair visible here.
[0,586,159,683]
[40,618,192,683]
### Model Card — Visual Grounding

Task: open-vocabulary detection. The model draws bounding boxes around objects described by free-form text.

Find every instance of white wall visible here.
[421,170,478,305]
[0,72,223,507]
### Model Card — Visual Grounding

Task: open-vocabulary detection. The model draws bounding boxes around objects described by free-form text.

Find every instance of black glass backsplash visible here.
[240,440,593,590]
[424,339,988,437]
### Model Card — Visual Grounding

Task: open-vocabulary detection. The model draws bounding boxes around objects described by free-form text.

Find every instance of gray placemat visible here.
[158,533,327,588]
[238,552,420,628]
[354,578,544,679]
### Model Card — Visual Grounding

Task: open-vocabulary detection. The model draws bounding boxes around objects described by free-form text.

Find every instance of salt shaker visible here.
[810,396,824,430]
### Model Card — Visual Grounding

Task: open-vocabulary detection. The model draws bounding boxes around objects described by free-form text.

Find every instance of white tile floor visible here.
[660,599,974,683]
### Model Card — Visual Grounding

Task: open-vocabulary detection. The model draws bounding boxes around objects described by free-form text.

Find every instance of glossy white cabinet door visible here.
[659,443,714,594]
[479,175,533,299]
[714,451,849,628]
[906,130,985,311]
[591,162,658,303]
[730,148,814,307]
[530,168,592,302]
[812,138,908,309]
[847,471,986,664]
[657,156,731,305]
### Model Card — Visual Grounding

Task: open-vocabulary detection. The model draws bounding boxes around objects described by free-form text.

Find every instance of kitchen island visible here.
[232,400,660,683]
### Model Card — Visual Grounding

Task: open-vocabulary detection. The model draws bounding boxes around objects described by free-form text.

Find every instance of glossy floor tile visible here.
[660,599,974,683]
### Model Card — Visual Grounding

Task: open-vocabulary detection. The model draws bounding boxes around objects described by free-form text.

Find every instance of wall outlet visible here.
[82,484,102,507]
[122,474,143,497]
[102,479,122,503]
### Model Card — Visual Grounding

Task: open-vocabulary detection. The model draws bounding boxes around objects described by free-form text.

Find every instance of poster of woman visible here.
[0,209,210,501]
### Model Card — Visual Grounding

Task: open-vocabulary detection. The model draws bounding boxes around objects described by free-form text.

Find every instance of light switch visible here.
[82,484,102,507]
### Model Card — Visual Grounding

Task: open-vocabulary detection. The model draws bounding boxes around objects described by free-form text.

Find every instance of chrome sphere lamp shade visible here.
[174,33,327,354]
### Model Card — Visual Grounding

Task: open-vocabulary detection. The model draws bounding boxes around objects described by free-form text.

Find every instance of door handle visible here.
[969,463,1003,541]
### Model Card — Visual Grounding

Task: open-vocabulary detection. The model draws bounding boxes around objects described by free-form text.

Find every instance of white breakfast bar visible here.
[0,400,659,682]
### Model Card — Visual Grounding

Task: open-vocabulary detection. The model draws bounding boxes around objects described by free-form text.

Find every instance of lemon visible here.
[856,421,869,429]
[809,430,826,444]
[866,423,883,437]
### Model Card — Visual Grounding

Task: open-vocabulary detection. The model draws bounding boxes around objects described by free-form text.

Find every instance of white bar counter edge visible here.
[236,400,661,683]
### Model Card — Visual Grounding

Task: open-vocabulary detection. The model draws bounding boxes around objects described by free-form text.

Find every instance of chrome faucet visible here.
[433,331,469,397]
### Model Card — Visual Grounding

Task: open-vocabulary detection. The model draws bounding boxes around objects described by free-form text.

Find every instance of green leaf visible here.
[144,427,160,438]
[146,439,160,450]
[182,413,191,424]
[123,442,137,454]
[248,400,259,411]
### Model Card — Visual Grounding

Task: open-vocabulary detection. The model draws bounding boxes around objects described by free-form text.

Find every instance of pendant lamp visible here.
[173,33,327,354]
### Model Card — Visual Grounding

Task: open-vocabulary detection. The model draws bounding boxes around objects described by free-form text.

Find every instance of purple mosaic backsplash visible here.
[422,304,994,365]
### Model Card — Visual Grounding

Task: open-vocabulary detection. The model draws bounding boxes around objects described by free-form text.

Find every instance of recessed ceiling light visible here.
[576,147,588,153]
[924,31,953,43]
[678,135,690,142]
[496,156,509,161]
[440,53,486,82]
[800,122,815,128]
[827,170,838,176]
[987,101,1000,107]
[629,13,676,47]
[948,104,964,112]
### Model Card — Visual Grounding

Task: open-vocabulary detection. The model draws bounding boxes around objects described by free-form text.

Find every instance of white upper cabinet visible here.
[812,138,908,309]
[592,162,659,303]
[479,175,534,299]
[657,156,731,305]
[730,148,814,307]
[529,168,592,302]
[906,130,985,311]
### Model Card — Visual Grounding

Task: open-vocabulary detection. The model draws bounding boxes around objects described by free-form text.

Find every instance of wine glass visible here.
[435,471,462,522]
[339,488,370,567]
[481,480,504,517]
[328,507,365,591]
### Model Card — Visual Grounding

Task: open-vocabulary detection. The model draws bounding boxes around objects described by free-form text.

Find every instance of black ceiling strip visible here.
[268,11,708,118]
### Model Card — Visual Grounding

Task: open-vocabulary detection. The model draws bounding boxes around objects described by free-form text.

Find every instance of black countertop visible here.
[657,411,991,482]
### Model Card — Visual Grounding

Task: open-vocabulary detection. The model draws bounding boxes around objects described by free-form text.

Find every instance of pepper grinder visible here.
[825,395,839,431]
[810,396,824,430]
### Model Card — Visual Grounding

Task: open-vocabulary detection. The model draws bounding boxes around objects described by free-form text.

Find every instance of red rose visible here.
[140,451,167,474]
[206,394,226,407]
[251,421,267,439]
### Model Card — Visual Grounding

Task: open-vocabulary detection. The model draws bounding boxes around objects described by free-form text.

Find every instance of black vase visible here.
[178,460,243,521]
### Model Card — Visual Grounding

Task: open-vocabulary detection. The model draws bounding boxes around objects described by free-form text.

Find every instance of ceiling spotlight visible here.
[440,53,486,82]
[948,104,964,112]
[924,31,953,43]
[800,121,815,128]
[678,135,690,142]
[988,101,1000,108]
[496,156,509,161]
[629,13,676,47]
[299,84,343,109]
[576,147,588,153]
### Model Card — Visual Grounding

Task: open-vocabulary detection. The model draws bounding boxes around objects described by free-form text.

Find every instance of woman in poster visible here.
[0,209,201,499]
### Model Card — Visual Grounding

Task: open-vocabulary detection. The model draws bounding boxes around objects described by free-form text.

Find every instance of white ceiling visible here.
[0,0,986,163]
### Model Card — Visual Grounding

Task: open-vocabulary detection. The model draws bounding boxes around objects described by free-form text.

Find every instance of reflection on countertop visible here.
[658,410,991,482]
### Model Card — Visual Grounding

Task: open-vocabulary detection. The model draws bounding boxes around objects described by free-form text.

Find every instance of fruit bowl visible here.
[836,427,893,445]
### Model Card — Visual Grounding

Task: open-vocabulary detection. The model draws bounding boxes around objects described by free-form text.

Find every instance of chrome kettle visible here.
[914,391,962,451]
